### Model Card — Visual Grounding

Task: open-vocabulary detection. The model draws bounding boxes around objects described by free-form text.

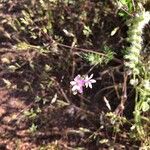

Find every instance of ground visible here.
[0,0,149,150]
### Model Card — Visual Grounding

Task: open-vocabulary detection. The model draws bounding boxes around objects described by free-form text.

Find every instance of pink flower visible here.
[70,74,96,95]
[70,75,85,95]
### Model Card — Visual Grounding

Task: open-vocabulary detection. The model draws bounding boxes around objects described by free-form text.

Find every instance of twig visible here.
[115,72,128,115]
[132,0,135,11]
[57,43,122,64]
[70,38,77,80]
[40,26,122,64]
[55,81,70,104]
[86,64,97,75]
[110,71,120,100]
[0,48,18,54]
[57,43,105,55]
[94,85,118,101]
[96,64,124,81]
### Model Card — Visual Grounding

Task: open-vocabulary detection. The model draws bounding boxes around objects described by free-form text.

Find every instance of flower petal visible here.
[70,81,76,85]
[74,75,81,82]
[73,91,77,95]
[78,86,83,93]
[72,85,78,91]
[85,75,89,81]
[89,83,92,88]
[85,82,89,88]
[90,79,96,83]
[89,74,93,79]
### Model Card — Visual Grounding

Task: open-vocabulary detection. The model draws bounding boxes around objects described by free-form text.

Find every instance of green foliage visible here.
[106,112,127,133]
[117,0,134,18]
[83,46,114,66]
[24,107,42,133]
[29,123,38,133]
[132,63,150,142]
[120,0,133,11]
[124,9,150,145]
[39,141,60,150]
[83,25,92,38]
[24,107,41,120]
[13,0,54,50]
[84,53,104,66]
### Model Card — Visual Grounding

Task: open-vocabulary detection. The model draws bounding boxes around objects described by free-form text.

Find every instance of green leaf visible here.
[120,0,127,5]
[83,25,92,37]
[142,102,149,112]
[29,123,37,133]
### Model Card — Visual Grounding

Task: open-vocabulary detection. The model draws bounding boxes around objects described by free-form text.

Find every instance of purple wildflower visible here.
[70,75,85,95]
[70,74,96,95]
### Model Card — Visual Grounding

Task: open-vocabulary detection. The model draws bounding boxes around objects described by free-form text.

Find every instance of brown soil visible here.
[0,1,145,149]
